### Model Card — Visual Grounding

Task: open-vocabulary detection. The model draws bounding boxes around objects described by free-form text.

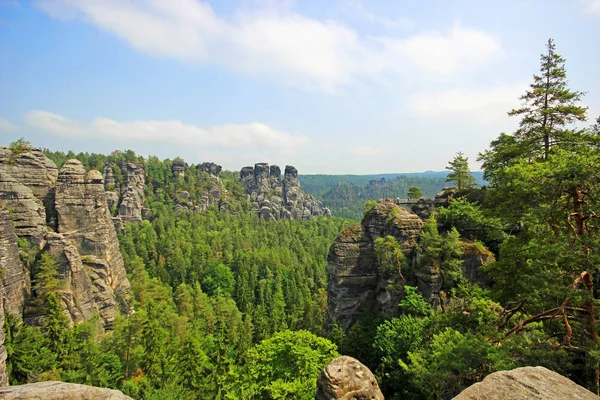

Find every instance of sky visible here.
[0,0,599,174]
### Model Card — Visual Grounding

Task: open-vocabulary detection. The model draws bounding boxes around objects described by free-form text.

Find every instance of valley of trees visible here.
[3,38,600,399]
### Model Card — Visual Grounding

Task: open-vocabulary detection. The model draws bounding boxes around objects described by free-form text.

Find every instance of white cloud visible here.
[581,0,600,16]
[23,110,311,153]
[346,145,390,157]
[409,83,528,123]
[342,0,416,30]
[35,0,501,92]
[0,117,20,133]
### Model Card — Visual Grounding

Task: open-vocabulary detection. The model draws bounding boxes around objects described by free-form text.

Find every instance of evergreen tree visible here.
[445,152,476,191]
[407,186,423,199]
[508,38,587,160]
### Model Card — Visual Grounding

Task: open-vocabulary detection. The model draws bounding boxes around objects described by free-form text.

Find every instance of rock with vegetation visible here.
[453,366,597,400]
[0,381,133,399]
[316,356,384,400]
[240,163,330,220]
[55,160,130,327]
[326,201,495,331]
[0,205,29,317]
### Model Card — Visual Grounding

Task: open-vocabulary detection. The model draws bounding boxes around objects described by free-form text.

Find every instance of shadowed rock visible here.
[316,356,384,400]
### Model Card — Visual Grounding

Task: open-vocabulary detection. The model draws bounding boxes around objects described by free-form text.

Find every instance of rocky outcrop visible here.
[55,160,130,327]
[326,203,423,330]
[453,366,597,400]
[172,160,186,177]
[240,163,330,220]
[0,147,58,229]
[316,356,384,400]
[197,162,222,177]
[117,162,145,223]
[0,205,29,316]
[0,381,133,399]
[102,161,147,223]
[326,201,494,331]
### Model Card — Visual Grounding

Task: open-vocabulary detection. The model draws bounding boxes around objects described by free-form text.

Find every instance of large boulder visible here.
[316,356,384,400]
[453,366,597,400]
[0,381,133,399]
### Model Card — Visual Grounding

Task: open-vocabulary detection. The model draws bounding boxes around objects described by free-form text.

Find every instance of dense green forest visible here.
[4,39,600,399]
[299,172,486,220]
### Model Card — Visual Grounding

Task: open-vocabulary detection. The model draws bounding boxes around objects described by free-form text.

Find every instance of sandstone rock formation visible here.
[326,202,423,330]
[0,381,133,399]
[117,162,145,223]
[0,206,29,316]
[197,161,222,177]
[0,146,131,337]
[453,366,597,400]
[55,160,130,327]
[326,201,494,331]
[240,163,330,221]
[316,356,384,400]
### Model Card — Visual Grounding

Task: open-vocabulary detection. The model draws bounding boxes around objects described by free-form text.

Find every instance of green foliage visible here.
[374,235,406,278]
[399,286,432,317]
[402,328,512,399]
[419,216,465,288]
[9,137,33,155]
[244,330,339,399]
[33,252,64,302]
[437,198,505,254]
[407,186,423,199]
[446,152,477,191]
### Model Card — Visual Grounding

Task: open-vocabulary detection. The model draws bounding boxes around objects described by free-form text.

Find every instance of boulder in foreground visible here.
[316,355,384,400]
[0,381,133,400]
[453,366,597,400]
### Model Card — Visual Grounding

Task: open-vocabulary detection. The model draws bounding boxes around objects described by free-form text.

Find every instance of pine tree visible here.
[509,39,587,160]
[446,152,476,191]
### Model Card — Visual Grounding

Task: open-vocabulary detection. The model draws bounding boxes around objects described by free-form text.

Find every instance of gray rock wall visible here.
[0,381,133,399]
[326,201,493,331]
[240,163,331,221]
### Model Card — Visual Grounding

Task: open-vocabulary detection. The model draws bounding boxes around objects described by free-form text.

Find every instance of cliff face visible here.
[0,147,131,335]
[326,201,494,331]
[55,161,130,327]
[240,163,331,220]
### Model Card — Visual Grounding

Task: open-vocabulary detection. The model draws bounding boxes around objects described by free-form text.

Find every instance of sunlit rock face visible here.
[240,163,331,221]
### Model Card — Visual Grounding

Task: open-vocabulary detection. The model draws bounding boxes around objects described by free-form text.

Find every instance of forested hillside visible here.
[1,39,600,400]
[299,172,485,220]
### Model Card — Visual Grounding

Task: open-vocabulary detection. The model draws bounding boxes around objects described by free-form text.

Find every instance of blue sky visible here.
[1,0,599,174]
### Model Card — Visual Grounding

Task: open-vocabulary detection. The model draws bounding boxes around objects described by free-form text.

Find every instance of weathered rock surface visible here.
[117,162,145,224]
[326,201,494,331]
[0,381,133,399]
[0,205,29,316]
[197,161,222,177]
[0,147,58,229]
[55,160,130,327]
[453,366,597,400]
[172,160,186,177]
[316,356,384,400]
[326,203,423,330]
[240,163,330,220]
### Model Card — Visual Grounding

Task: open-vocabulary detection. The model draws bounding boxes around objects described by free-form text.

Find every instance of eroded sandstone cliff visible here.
[240,163,331,220]
[0,147,131,346]
[326,201,494,331]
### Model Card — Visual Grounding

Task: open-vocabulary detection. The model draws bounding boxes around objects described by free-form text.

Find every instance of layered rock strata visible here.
[0,147,131,334]
[326,201,494,331]
[55,160,130,326]
[316,356,384,400]
[240,163,331,220]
